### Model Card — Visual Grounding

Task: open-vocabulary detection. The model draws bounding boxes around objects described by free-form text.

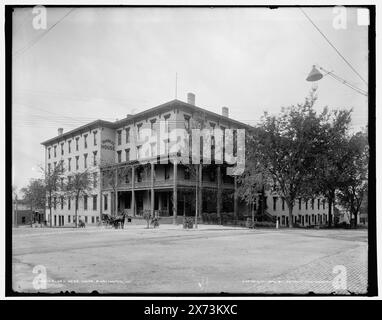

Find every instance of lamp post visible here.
[306,65,368,97]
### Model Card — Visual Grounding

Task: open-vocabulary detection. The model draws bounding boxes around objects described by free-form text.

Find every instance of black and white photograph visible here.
[4,3,377,300]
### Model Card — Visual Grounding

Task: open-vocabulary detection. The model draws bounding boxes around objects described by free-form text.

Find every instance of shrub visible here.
[183,217,194,229]
[254,221,276,228]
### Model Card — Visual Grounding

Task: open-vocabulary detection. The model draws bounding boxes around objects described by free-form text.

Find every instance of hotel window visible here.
[323,199,326,209]
[68,158,71,171]
[164,166,170,180]
[75,156,79,170]
[282,198,285,211]
[151,143,156,157]
[305,200,308,210]
[137,123,143,140]
[282,216,285,225]
[209,168,216,182]
[48,163,51,173]
[93,131,97,146]
[184,167,190,180]
[93,151,97,166]
[125,148,130,162]
[68,140,71,153]
[298,198,302,210]
[92,216,95,223]
[93,195,97,210]
[93,172,98,188]
[68,198,71,210]
[60,177,64,189]
[125,127,130,143]
[84,153,88,168]
[104,195,108,211]
[84,134,88,149]
[136,146,142,160]
[164,140,169,157]
[117,150,122,163]
[184,115,190,131]
[221,126,226,160]
[150,119,157,136]
[60,196,64,210]
[68,215,71,223]
[117,130,122,146]
[54,145,57,157]
[311,199,314,210]
[75,137,79,151]
[164,114,171,134]
[117,130,122,145]
[233,129,237,157]
[125,172,129,184]
[48,147,51,159]
[85,216,88,223]
[317,199,320,210]
[61,143,64,156]
[137,167,143,182]
[84,195,88,210]
[273,197,277,211]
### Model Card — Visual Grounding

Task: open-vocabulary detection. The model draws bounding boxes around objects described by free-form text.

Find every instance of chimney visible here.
[58,128,64,136]
[222,107,229,118]
[187,92,195,105]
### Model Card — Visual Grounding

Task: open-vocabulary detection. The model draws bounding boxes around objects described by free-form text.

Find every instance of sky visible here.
[12,6,369,192]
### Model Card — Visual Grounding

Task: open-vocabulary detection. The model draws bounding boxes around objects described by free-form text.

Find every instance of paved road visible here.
[12,226,368,294]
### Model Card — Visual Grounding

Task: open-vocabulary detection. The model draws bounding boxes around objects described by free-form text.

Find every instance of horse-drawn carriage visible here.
[99,212,129,229]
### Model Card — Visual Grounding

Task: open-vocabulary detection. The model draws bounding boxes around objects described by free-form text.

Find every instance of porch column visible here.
[99,169,103,219]
[234,176,238,221]
[131,165,135,216]
[158,193,162,217]
[217,166,221,224]
[151,162,155,217]
[115,167,118,216]
[173,161,178,224]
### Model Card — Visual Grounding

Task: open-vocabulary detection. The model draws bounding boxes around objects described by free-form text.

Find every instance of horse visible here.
[112,212,127,229]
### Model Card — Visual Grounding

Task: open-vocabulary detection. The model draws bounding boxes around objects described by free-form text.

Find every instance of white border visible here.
[1,0,380,301]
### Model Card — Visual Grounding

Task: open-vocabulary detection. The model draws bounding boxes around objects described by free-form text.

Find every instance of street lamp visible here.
[306,65,368,97]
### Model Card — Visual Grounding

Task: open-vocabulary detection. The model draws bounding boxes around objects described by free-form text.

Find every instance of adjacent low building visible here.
[41,94,333,227]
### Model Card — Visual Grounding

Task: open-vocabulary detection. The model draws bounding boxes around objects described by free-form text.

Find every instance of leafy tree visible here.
[241,91,326,228]
[65,170,93,228]
[237,129,270,222]
[42,163,65,227]
[20,179,46,212]
[310,108,352,227]
[337,131,368,228]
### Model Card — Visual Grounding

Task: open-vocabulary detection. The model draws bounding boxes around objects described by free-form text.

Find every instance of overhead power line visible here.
[299,8,368,86]
[13,8,75,57]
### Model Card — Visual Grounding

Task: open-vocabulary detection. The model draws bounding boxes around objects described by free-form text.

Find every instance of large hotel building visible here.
[41,94,332,227]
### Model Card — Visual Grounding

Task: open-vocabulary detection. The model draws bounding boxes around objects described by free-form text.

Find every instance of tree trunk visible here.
[251,201,255,224]
[75,195,79,228]
[198,164,202,224]
[49,192,52,228]
[328,190,335,228]
[183,193,186,223]
[288,205,293,228]
[195,166,199,228]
